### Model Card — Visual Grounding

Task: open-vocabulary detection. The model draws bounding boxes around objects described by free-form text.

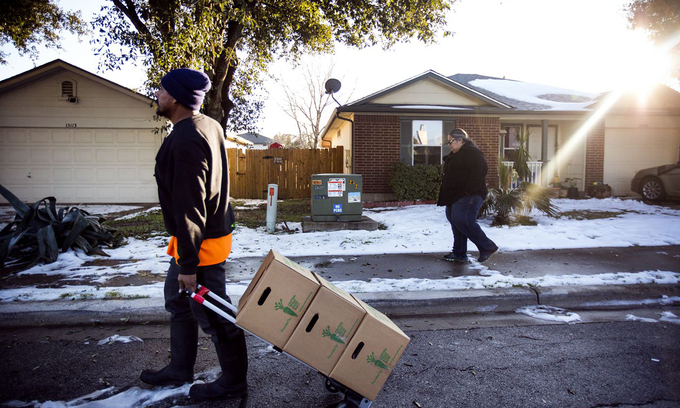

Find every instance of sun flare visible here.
[622,30,680,105]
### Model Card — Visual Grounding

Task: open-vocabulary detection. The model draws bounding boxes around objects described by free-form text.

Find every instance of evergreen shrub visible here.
[388,162,442,201]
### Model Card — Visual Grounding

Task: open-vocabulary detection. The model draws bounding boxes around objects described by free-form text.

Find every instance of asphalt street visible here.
[1,306,679,408]
[1,246,679,407]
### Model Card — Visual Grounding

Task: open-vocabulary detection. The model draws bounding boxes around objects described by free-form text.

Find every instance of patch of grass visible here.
[235,199,311,229]
[104,290,149,300]
[558,210,625,220]
[106,199,313,236]
[107,210,168,239]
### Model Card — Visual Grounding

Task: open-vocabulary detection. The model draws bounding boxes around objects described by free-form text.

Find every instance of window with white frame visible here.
[501,124,521,161]
[412,120,443,165]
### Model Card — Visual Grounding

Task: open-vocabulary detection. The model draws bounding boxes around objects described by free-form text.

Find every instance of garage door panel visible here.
[5,168,29,183]
[75,187,95,201]
[54,168,73,181]
[139,171,154,182]
[138,149,156,162]
[139,133,157,144]
[7,130,27,143]
[95,131,115,144]
[117,132,136,143]
[95,149,116,162]
[96,187,116,200]
[53,149,72,162]
[96,168,117,182]
[29,169,52,182]
[30,131,50,144]
[58,187,75,201]
[1,128,161,203]
[74,149,94,162]
[74,132,94,143]
[52,131,71,143]
[117,149,137,162]
[31,149,51,163]
[118,168,138,180]
[7,148,29,163]
[139,188,158,202]
[31,186,53,199]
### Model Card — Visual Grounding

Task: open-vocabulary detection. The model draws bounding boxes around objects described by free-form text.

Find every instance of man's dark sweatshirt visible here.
[154,114,235,275]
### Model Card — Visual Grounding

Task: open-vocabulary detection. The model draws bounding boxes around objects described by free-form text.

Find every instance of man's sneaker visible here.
[477,245,498,263]
[443,252,470,263]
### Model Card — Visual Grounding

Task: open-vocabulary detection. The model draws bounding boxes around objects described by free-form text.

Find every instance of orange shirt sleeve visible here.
[167,233,232,267]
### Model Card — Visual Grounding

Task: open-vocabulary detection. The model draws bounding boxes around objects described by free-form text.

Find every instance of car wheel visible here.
[640,177,666,202]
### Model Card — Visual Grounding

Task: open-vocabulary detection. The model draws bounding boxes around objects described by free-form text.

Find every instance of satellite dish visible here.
[324,78,341,94]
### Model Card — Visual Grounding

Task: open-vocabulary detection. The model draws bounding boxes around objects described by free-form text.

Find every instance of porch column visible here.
[541,120,548,162]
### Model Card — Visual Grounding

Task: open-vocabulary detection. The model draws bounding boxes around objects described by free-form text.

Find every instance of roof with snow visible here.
[340,70,600,113]
[449,73,599,111]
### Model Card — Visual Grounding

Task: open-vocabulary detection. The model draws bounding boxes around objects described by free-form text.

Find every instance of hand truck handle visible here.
[184,284,237,324]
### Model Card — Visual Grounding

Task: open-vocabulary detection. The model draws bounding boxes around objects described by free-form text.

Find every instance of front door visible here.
[528,125,557,184]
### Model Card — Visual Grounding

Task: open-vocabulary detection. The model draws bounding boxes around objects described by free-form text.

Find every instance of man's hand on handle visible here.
[178,273,197,293]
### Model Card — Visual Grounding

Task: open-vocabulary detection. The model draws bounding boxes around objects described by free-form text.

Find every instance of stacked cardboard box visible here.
[284,273,365,376]
[236,250,320,349]
[236,249,410,401]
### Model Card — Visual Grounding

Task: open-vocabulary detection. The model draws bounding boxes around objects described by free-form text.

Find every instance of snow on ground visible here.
[97,335,144,345]
[627,311,680,325]
[1,198,679,302]
[515,305,582,324]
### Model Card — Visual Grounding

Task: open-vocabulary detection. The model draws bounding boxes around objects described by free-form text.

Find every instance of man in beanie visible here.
[437,128,498,263]
[140,68,248,402]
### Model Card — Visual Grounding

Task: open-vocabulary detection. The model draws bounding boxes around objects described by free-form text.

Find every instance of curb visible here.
[0,284,678,328]
[535,283,680,310]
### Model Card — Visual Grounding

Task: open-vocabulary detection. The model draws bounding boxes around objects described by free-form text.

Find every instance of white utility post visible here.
[266,184,278,233]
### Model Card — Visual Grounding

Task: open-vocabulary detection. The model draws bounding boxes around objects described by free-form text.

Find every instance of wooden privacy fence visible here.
[227,147,344,199]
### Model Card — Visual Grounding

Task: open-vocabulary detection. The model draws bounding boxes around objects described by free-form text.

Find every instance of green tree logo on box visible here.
[322,323,347,344]
[366,349,391,370]
[274,296,299,317]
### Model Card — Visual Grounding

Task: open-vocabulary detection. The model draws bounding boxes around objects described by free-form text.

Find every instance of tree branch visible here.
[111,0,153,41]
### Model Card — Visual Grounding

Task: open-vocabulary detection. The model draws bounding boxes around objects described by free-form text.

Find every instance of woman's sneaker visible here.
[443,252,470,263]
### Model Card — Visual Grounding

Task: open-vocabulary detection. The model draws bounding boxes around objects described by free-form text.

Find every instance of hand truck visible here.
[186,284,373,408]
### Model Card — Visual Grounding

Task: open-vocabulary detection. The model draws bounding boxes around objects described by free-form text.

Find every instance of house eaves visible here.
[0,59,153,104]
[336,104,589,117]
[348,70,512,110]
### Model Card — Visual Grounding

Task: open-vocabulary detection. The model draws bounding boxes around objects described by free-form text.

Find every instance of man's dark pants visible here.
[164,259,243,343]
[445,195,497,258]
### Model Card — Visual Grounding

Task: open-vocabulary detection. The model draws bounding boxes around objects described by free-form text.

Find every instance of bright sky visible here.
[0,0,675,137]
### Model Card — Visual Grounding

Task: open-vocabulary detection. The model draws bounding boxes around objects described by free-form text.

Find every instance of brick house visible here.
[320,70,680,202]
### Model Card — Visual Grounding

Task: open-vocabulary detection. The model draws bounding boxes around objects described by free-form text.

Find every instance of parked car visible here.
[630,161,680,202]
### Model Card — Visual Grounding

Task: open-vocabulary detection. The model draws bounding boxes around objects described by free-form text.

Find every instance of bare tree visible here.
[272,132,304,149]
[277,58,346,149]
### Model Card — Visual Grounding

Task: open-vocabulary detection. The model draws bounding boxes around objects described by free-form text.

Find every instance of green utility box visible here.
[311,174,363,221]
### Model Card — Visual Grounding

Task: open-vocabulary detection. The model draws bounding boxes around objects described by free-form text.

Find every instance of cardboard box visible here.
[283,272,366,376]
[236,249,320,349]
[329,295,410,401]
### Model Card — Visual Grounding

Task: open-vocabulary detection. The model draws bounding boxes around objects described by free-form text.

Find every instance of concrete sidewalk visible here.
[1,245,679,328]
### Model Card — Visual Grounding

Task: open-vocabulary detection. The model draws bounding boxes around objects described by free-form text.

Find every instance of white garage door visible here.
[604,116,680,196]
[0,127,162,204]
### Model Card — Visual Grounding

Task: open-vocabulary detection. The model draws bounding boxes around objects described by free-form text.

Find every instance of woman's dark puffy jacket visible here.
[437,141,489,206]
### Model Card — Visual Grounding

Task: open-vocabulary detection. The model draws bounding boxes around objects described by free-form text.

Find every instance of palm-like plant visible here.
[481,131,559,226]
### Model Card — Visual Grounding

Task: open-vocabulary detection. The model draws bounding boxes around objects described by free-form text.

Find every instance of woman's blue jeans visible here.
[445,195,497,258]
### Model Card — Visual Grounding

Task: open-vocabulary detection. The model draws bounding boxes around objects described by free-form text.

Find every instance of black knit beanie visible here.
[160,68,211,111]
